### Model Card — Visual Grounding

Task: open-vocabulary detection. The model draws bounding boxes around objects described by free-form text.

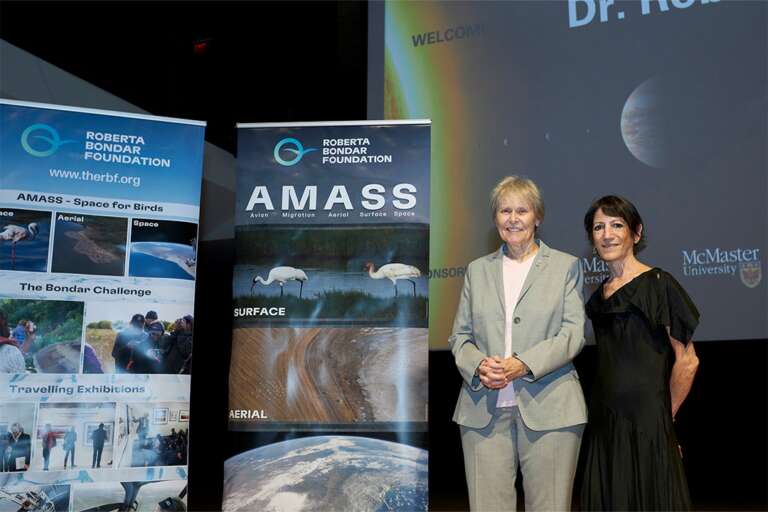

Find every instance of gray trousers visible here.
[460,407,584,512]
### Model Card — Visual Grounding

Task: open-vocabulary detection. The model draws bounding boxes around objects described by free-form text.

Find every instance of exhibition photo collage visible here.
[1,206,197,280]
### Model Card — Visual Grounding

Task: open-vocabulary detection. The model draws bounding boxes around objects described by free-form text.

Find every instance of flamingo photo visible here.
[252,266,309,298]
[0,222,39,268]
[365,262,421,297]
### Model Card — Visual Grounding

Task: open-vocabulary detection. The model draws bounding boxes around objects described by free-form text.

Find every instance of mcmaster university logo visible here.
[273,138,317,166]
[21,123,77,157]
[681,247,762,289]
[739,262,762,288]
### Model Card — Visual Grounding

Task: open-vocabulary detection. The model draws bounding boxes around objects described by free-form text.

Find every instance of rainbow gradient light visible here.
[385,2,488,348]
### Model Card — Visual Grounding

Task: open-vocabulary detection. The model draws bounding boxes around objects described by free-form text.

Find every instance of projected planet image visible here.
[130,242,196,280]
[621,77,672,168]
[223,436,427,512]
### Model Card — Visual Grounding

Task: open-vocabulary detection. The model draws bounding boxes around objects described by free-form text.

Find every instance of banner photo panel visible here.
[0,100,202,495]
[230,121,430,431]
[225,120,430,512]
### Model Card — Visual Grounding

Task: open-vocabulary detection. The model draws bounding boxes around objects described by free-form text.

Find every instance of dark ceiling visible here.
[0,1,368,153]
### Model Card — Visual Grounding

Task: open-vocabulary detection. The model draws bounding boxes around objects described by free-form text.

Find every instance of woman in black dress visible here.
[580,196,700,511]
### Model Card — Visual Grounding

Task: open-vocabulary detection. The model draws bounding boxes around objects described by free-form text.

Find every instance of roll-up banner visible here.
[0,99,203,511]
[224,120,430,511]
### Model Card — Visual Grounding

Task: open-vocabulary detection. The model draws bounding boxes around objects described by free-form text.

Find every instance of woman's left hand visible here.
[499,356,530,383]
[478,357,507,389]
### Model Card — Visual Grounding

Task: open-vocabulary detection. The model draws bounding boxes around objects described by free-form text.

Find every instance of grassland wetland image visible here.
[0,208,51,272]
[229,327,427,427]
[51,213,127,276]
[0,298,84,374]
[233,225,428,326]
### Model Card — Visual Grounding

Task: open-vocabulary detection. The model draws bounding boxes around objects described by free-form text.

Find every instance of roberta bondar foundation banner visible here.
[0,99,202,511]
[223,120,430,512]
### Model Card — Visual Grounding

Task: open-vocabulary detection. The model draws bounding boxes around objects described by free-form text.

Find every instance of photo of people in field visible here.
[83,302,193,375]
[0,298,85,374]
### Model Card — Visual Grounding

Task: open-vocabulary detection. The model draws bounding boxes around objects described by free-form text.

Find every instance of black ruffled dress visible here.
[580,268,700,511]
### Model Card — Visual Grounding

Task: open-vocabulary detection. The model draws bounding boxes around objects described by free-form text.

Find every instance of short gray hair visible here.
[490,176,545,222]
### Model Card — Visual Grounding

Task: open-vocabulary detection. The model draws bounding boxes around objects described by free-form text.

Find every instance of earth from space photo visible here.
[223,436,427,511]
[130,241,195,279]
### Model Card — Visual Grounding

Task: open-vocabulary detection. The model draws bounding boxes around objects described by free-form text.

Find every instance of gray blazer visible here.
[449,240,588,431]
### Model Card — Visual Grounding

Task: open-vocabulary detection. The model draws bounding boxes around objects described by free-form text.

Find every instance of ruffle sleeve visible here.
[656,271,700,343]
[589,269,700,344]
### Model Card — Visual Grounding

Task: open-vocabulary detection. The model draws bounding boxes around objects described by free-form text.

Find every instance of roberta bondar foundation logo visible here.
[21,124,77,157]
[273,138,317,166]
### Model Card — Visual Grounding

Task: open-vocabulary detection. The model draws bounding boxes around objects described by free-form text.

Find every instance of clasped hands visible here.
[477,356,529,389]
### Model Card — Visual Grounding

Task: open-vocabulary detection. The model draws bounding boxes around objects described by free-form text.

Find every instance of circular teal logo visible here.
[274,137,317,166]
[21,124,77,157]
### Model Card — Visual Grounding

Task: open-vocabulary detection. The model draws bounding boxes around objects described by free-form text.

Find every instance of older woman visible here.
[449,176,587,511]
[6,422,31,471]
[580,195,700,511]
